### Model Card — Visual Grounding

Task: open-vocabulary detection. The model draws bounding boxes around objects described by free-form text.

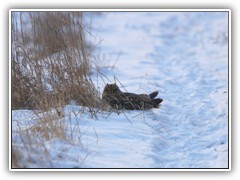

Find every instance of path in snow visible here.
[88,12,229,168]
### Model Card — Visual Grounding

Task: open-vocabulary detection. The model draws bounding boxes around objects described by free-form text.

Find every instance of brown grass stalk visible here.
[11,11,102,168]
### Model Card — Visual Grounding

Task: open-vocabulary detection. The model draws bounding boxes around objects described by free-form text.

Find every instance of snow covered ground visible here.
[11,11,229,169]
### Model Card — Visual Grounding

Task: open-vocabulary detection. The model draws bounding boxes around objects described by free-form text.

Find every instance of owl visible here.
[102,83,163,110]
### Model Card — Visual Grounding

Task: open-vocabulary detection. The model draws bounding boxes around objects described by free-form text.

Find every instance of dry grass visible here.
[11,12,102,111]
[11,11,103,168]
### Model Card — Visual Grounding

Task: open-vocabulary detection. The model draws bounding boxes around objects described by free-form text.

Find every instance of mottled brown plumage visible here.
[102,83,163,110]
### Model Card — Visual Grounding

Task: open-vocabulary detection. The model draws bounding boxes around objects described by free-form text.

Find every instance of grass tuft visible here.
[11,11,103,168]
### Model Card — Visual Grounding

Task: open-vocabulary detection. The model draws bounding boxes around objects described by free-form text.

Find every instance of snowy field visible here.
[12,11,229,169]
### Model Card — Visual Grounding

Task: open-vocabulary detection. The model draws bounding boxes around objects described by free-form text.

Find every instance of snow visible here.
[11,11,229,169]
